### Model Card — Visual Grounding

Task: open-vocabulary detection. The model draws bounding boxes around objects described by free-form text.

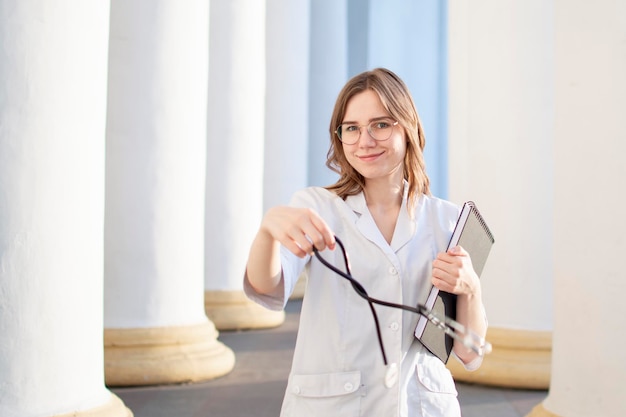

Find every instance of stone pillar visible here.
[264,0,311,299]
[104,0,234,386]
[307,0,349,187]
[204,0,284,330]
[446,0,553,389]
[529,1,626,416]
[264,0,310,211]
[0,1,130,415]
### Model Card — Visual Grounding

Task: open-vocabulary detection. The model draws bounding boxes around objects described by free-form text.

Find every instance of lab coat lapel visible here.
[345,192,390,252]
[344,185,417,253]
[390,195,416,252]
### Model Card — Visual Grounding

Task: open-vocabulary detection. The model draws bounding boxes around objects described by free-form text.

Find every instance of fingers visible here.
[431,257,461,293]
[261,207,335,257]
[287,209,334,255]
[447,245,468,256]
[431,246,478,295]
[309,212,336,251]
[432,248,464,275]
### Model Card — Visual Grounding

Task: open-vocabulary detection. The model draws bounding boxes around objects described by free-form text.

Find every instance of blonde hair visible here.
[325,68,431,208]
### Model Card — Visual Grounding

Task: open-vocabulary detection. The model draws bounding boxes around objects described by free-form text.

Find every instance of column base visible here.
[204,290,285,330]
[447,327,551,389]
[289,272,307,300]
[104,320,235,387]
[526,402,560,417]
[54,393,132,417]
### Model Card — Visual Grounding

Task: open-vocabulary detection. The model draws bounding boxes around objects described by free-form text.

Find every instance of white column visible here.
[204,0,284,329]
[104,0,234,386]
[264,0,310,211]
[446,0,553,389]
[531,1,626,416]
[307,0,349,186]
[263,0,311,299]
[0,1,129,416]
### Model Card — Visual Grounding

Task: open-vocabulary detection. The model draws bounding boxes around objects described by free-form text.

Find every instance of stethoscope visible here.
[312,236,491,388]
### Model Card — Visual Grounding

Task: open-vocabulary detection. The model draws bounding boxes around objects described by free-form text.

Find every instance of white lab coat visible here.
[245,185,482,417]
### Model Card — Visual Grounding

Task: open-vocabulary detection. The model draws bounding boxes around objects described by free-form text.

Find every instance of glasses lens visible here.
[337,124,359,144]
[368,119,396,141]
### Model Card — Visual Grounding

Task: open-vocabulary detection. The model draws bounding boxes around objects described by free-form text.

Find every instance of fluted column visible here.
[0,1,130,415]
[264,0,310,211]
[529,1,626,416]
[204,0,284,330]
[104,0,234,386]
[264,0,311,299]
[446,0,553,389]
[307,0,349,186]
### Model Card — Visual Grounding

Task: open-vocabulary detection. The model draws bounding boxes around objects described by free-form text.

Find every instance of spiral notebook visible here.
[415,201,495,363]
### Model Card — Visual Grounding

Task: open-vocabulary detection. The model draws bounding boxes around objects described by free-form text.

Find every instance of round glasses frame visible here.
[335,119,399,145]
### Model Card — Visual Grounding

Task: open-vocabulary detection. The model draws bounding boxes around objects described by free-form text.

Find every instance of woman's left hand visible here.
[431,245,481,296]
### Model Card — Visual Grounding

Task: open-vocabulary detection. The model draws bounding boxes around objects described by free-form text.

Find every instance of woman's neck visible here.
[363,181,402,209]
[363,178,404,244]
[363,173,404,209]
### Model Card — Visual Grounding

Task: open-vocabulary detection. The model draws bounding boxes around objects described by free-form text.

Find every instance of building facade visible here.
[1,1,625,416]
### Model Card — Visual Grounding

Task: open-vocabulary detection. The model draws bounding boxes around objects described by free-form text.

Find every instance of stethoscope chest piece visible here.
[384,363,398,388]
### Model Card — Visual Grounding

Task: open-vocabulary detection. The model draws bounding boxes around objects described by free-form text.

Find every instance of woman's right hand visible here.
[259,206,336,258]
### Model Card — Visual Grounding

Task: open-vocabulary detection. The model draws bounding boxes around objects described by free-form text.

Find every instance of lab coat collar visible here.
[344,181,416,252]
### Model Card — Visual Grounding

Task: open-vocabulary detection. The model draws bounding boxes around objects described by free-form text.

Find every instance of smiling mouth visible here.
[357,152,383,161]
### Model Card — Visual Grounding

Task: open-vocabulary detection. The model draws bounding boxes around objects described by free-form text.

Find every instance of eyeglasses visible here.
[335,118,399,145]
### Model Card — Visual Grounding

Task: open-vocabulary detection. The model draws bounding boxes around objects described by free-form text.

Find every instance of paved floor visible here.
[112,299,547,417]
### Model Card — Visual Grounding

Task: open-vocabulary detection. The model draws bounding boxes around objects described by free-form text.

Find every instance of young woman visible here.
[244,68,487,417]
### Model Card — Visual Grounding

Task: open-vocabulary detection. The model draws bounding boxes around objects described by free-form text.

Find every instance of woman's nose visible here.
[357,127,377,145]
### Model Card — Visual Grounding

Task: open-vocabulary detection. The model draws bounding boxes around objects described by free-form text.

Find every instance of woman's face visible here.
[340,90,406,185]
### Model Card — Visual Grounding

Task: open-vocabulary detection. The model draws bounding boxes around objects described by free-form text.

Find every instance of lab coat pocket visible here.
[284,371,363,417]
[415,359,458,395]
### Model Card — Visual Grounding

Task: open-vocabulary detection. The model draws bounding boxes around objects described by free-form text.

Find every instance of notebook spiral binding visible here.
[468,201,495,244]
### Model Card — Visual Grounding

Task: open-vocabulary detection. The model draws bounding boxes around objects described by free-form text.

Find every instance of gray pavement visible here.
[112,299,547,417]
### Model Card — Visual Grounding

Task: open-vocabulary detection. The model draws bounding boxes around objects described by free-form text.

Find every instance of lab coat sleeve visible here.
[451,303,489,371]
[243,187,322,310]
[243,245,309,311]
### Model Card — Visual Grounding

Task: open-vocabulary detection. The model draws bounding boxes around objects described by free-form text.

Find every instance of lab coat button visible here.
[292,386,301,394]
[390,322,399,331]
[344,382,354,392]
[389,266,397,275]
